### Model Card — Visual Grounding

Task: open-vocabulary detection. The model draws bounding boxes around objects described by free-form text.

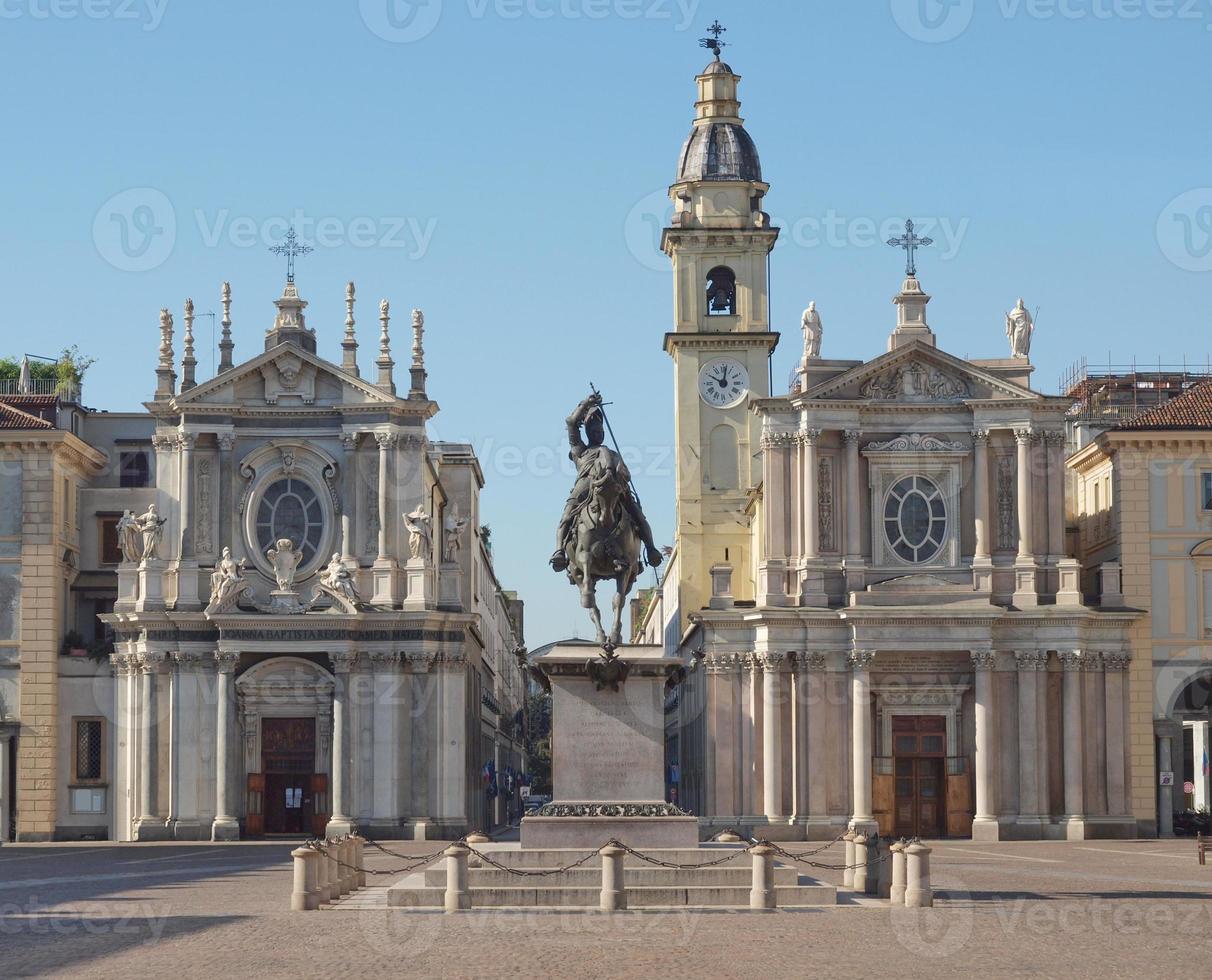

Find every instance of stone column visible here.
[971,649,998,840]
[804,654,830,834]
[212,651,240,840]
[376,434,392,561]
[217,434,234,553]
[1046,431,1067,560]
[1059,650,1087,839]
[1157,723,1177,838]
[760,652,786,821]
[800,429,827,605]
[1015,651,1047,837]
[133,653,166,840]
[1013,428,1038,607]
[327,652,355,837]
[849,650,876,829]
[370,652,400,832]
[758,433,790,606]
[792,657,808,819]
[341,433,359,563]
[1193,720,1212,813]
[179,434,194,560]
[843,430,865,591]
[1103,653,1130,818]
[436,654,468,833]
[973,431,991,561]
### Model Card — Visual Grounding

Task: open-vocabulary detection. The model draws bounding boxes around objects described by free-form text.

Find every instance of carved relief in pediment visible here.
[860,361,971,402]
[259,351,317,405]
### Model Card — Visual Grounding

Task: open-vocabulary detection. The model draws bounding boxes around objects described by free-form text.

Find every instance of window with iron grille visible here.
[74,718,103,782]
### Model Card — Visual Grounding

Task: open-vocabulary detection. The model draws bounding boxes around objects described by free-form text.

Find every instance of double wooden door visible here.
[892,716,946,839]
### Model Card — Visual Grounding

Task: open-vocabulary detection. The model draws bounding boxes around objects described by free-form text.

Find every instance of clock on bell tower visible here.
[662,42,780,618]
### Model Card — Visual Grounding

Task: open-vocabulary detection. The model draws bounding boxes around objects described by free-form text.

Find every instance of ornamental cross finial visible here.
[886,219,934,278]
[269,227,313,284]
[700,19,727,59]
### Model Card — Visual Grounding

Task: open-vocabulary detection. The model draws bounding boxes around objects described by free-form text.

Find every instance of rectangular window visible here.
[119,451,150,489]
[70,787,106,814]
[73,718,104,782]
[1202,473,1212,512]
[99,516,122,565]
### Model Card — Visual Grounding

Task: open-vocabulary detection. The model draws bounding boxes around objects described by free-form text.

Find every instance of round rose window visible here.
[254,477,324,566]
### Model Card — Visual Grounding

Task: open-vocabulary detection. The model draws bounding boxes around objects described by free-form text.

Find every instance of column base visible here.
[324,816,355,838]
[404,818,434,841]
[971,815,1002,841]
[174,559,202,611]
[1009,815,1046,841]
[798,816,848,840]
[403,557,433,611]
[847,817,879,836]
[843,558,866,596]
[797,563,829,609]
[135,559,167,612]
[437,561,463,611]
[1060,816,1089,841]
[170,819,202,841]
[1056,557,1083,606]
[371,560,400,607]
[758,560,791,608]
[211,816,240,841]
[133,817,171,841]
[1012,560,1040,608]
[971,557,995,594]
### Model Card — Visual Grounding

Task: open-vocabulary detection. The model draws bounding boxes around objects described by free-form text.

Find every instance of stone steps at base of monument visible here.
[422,866,802,887]
[387,884,838,909]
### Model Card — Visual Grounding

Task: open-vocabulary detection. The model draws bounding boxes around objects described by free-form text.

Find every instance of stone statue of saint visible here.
[266,538,302,591]
[442,503,468,563]
[1006,298,1034,359]
[135,504,167,561]
[550,391,662,650]
[318,553,360,607]
[116,509,142,564]
[801,301,823,361]
[403,506,432,562]
[208,547,247,609]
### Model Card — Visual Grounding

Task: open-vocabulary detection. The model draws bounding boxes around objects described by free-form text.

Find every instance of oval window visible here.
[255,477,324,567]
[884,476,947,564]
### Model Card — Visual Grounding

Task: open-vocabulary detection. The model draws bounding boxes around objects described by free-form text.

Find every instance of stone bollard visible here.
[444,843,472,913]
[716,829,743,844]
[599,843,627,912]
[749,843,776,910]
[351,835,366,890]
[852,833,869,895]
[315,844,332,904]
[865,834,881,897]
[325,841,341,901]
[875,836,891,899]
[889,840,907,906]
[905,841,934,908]
[842,831,857,889]
[290,847,320,911]
[336,839,352,897]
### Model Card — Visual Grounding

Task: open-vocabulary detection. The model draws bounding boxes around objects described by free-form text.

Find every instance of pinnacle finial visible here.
[409,308,427,400]
[218,282,234,372]
[699,19,727,59]
[155,308,176,399]
[342,281,360,377]
[181,298,197,391]
[376,299,395,395]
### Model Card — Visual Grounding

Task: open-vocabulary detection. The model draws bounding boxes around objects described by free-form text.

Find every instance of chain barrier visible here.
[463,845,603,878]
[762,838,893,873]
[609,838,755,871]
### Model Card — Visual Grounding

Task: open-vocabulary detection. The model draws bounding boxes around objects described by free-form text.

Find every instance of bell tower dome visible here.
[662,31,781,618]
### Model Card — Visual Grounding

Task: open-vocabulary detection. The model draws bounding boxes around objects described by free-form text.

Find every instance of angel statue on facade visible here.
[266,538,303,591]
[442,502,469,563]
[1006,298,1035,359]
[207,547,248,612]
[403,505,432,562]
[135,504,167,561]
[116,509,143,564]
[550,390,662,657]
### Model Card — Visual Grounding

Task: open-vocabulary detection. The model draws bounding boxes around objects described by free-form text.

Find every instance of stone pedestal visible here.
[135,559,167,612]
[116,564,139,611]
[266,590,307,615]
[521,644,698,849]
[174,559,201,610]
[371,559,400,607]
[403,557,432,610]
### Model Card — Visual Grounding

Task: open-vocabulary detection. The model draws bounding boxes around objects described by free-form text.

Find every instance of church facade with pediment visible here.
[3,274,527,842]
[639,52,1145,841]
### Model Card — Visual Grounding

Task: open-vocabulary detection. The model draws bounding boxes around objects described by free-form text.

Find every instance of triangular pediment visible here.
[174,342,401,410]
[802,341,1040,405]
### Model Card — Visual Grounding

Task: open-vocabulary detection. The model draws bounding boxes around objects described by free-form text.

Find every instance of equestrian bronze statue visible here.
[551,391,663,652]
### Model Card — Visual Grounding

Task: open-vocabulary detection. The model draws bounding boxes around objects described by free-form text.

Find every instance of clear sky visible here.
[2,2,1210,646]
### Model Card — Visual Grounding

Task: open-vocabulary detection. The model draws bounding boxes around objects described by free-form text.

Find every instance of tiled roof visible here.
[0,402,54,430]
[1117,379,1212,431]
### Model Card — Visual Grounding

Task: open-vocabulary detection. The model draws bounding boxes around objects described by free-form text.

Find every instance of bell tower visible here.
[662,34,780,618]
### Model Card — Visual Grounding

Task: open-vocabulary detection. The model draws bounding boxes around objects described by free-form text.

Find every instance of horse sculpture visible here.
[551,392,662,658]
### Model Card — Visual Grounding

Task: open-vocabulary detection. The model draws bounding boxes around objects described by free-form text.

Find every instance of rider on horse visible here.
[550,392,663,576]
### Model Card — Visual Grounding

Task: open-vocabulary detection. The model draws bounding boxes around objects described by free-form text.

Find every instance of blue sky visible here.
[2,1,1210,645]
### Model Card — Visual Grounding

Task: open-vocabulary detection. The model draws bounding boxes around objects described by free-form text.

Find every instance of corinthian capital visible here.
[847,649,876,671]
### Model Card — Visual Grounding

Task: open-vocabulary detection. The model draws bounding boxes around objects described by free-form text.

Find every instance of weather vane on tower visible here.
[700,20,727,59]
[269,226,313,285]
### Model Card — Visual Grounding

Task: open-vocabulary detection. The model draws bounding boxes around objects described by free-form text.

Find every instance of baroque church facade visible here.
[639,53,1148,841]
[0,276,527,842]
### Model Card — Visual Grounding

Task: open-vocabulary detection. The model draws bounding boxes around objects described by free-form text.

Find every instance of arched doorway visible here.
[236,657,334,836]
[1175,674,1212,821]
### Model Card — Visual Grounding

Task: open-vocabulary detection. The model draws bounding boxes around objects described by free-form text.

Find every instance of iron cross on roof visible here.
[700,19,727,58]
[269,227,313,284]
[887,219,934,278]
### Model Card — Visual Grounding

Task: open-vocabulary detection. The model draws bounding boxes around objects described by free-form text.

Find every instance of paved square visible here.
[2,838,1210,978]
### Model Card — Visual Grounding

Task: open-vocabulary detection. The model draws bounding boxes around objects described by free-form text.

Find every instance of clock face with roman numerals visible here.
[698,358,750,409]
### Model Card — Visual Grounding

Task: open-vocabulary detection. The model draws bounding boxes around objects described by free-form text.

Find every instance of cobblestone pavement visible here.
[1,837,1210,979]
